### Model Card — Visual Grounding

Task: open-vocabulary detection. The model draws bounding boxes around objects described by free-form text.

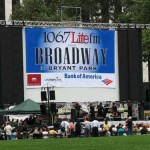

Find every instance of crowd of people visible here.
[0,100,147,140]
[0,116,150,140]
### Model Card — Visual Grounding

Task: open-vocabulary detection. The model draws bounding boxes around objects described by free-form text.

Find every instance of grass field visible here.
[0,135,150,150]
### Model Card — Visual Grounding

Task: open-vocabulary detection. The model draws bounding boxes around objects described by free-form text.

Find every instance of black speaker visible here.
[132,117,137,121]
[41,91,47,101]
[50,90,55,100]
[114,117,122,121]
[71,109,76,121]
[40,104,47,115]
[50,102,56,113]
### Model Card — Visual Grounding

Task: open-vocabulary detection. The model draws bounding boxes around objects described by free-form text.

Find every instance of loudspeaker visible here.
[71,109,76,121]
[132,117,137,121]
[114,117,122,121]
[50,102,56,113]
[50,90,55,100]
[40,104,47,115]
[41,91,47,101]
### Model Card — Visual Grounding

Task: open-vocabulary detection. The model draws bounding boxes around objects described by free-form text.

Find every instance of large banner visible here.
[25,28,115,88]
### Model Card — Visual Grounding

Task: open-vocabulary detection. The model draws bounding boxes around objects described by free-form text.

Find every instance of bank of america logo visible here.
[102,79,113,85]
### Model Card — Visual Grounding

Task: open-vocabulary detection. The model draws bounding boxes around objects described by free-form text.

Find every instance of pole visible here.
[47,84,51,125]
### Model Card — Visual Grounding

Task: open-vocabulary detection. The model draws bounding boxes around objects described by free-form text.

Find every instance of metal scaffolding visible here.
[0,20,150,29]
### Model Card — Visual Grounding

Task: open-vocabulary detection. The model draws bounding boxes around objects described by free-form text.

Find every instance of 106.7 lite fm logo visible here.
[25,28,114,73]
[43,31,100,44]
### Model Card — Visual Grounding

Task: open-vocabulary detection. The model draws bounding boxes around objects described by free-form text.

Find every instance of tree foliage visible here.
[117,0,150,61]
[11,0,61,21]
[130,0,150,24]
[11,0,111,23]
[142,30,150,62]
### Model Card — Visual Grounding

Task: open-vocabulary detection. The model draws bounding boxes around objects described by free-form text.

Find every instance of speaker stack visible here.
[40,104,47,115]
[41,91,47,101]
[114,117,122,121]
[41,90,56,101]
[50,90,55,100]
[50,102,57,113]
[71,109,76,121]
[132,117,137,121]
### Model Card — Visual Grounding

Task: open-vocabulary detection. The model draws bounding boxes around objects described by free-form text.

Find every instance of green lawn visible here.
[0,135,150,150]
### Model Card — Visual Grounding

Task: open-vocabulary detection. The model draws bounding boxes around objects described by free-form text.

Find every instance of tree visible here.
[142,29,150,82]
[100,0,109,23]
[130,0,150,24]
[117,0,150,64]
[142,30,150,62]
[109,0,122,23]
[116,0,134,23]
[11,0,113,23]
[129,0,150,66]
[11,0,61,21]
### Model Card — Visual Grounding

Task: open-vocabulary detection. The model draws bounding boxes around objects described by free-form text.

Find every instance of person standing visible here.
[4,122,13,140]
[126,117,133,135]
[75,102,82,119]
[97,102,104,118]
[84,112,90,122]
[60,118,70,138]
[83,118,91,137]
[90,103,95,121]
[127,100,132,117]
[111,102,118,117]
[91,118,99,137]
[75,119,82,137]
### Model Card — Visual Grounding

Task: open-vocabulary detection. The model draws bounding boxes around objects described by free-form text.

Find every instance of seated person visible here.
[140,125,148,135]
[99,124,106,136]
[48,127,57,138]
[109,125,117,136]
[103,120,110,136]
[134,124,141,135]
[57,129,63,138]
[12,129,17,140]
[0,129,4,140]
[117,124,125,136]
[42,128,49,139]
[147,125,150,134]
[33,127,42,139]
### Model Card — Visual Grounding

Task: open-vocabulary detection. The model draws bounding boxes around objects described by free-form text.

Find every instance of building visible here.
[0,0,22,21]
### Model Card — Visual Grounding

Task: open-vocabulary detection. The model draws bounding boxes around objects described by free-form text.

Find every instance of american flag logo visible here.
[102,79,113,85]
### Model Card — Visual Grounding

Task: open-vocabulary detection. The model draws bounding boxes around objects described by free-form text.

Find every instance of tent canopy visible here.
[0,109,5,115]
[7,99,41,114]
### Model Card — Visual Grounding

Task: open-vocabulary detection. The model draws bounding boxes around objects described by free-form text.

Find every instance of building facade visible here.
[0,0,22,21]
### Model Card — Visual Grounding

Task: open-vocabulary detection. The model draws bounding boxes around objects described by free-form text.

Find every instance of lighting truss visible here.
[0,20,150,29]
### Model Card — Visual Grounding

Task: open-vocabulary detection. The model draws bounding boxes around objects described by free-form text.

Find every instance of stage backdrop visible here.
[23,27,119,103]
